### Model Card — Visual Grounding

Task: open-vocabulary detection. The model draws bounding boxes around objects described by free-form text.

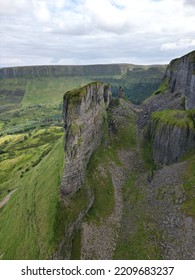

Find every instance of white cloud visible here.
[184,0,195,7]
[0,0,195,67]
[32,0,51,22]
[161,39,195,50]
[0,0,29,15]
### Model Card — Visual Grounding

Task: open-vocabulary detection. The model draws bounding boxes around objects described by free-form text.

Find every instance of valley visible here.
[0,52,195,260]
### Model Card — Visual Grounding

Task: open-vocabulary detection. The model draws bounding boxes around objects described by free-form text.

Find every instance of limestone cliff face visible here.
[0,64,134,79]
[146,114,195,165]
[164,51,195,109]
[61,82,111,195]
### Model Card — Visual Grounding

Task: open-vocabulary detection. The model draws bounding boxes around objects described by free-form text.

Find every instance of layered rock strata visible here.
[164,50,195,109]
[147,116,195,165]
[140,51,195,165]
[61,82,111,195]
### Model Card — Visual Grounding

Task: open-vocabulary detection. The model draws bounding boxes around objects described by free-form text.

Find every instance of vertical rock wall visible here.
[165,51,195,109]
[61,82,111,195]
[146,117,195,165]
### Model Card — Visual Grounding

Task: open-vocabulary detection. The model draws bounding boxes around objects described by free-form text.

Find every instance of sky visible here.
[0,0,195,67]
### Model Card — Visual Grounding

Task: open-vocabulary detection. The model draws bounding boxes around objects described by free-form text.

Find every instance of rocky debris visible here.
[117,146,195,259]
[147,161,195,259]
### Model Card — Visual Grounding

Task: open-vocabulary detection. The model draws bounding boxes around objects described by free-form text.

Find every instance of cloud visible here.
[0,0,195,67]
[184,0,195,7]
[0,0,29,15]
[161,39,195,50]
[32,0,51,22]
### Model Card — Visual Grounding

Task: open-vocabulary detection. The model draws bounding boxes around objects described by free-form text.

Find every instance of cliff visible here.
[61,82,111,195]
[0,64,138,79]
[161,51,195,109]
[146,110,195,165]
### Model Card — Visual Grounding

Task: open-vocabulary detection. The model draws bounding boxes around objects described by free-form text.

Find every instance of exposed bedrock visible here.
[164,51,195,109]
[61,82,112,195]
[146,118,195,165]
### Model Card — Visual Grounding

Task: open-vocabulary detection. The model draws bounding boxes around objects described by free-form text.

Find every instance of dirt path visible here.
[81,161,126,259]
[0,189,17,209]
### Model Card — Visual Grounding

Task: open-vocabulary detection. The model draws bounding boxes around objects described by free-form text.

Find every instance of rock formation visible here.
[164,51,195,109]
[147,112,195,165]
[139,51,195,165]
[61,82,111,195]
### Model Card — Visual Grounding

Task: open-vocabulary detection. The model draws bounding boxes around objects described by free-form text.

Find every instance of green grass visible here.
[1,77,93,107]
[152,109,195,129]
[153,78,169,95]
[181,155,195,217]
[0,66,165,112]
[0,128,65,259]
[141,126,156,173]
[71,229,82,260]
[0,127,64,198]
[114,176,162,260]
[64,82,102,105]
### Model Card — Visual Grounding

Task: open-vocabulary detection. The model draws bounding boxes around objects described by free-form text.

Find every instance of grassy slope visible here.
[0,128,64,259]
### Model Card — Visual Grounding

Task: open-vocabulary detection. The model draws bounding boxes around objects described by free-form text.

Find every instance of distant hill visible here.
[0,64,166,112]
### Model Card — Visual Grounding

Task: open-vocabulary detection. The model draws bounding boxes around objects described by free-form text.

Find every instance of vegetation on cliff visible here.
[152,109,195,129]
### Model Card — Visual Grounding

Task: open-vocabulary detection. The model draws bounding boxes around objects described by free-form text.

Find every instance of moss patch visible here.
[153,78,169,95]
[152,109,195,129]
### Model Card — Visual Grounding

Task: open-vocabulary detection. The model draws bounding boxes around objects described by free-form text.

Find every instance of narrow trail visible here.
[0,189,17,209]
[81,161,127,259]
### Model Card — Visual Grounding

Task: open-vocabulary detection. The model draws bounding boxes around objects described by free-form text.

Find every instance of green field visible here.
[0,127,64,259]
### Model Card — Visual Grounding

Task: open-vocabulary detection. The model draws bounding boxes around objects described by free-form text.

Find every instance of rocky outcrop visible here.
[139,51,195,165]
[61,82,112,195]
[146,114,195,165]
[164,51,195,109]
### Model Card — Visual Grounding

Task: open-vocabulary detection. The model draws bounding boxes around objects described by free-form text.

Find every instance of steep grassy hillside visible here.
[0,127,65,259]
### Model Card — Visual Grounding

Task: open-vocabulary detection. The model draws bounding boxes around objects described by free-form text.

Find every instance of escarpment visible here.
[163,50,195,109]
[0,65,125,79]
[140,51,195,166]
[61,82,111,195]
[145,110,195,165]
